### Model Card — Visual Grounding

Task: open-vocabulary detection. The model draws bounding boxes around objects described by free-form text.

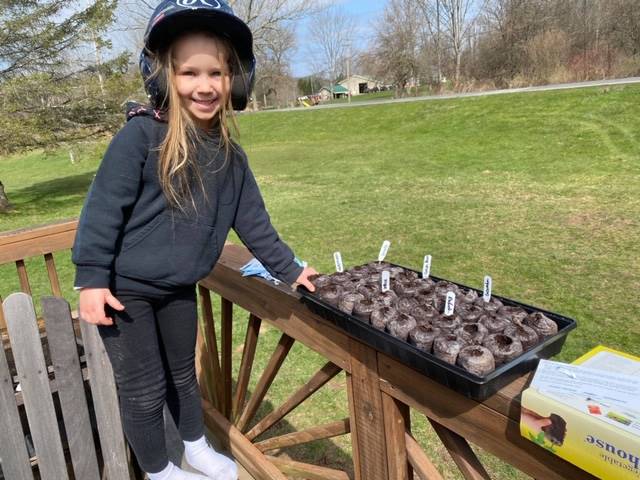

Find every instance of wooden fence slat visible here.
[15,260,32,295]
[235,333,295,433]
[232,313,261,421]
[221,297,233,419]
[0,324,34,480]
[429,419,491,480]
[42,297,100,480]
[405,432,445,480]
[255,418,350,452]
[80,318,132,480]
[198,285,223,410]
[3,293,68,480]
[44,254,62,297]
[246,361,342,441]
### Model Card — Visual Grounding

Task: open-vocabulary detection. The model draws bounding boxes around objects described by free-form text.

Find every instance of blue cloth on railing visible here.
[240,257,307,285]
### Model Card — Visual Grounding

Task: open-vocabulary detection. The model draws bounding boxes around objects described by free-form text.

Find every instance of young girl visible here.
[72,2,316,479]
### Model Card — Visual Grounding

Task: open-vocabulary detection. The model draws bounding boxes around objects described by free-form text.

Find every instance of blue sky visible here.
[291,0,385,77]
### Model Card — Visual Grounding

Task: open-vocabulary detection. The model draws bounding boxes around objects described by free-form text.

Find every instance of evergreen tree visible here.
[0,0,126,212]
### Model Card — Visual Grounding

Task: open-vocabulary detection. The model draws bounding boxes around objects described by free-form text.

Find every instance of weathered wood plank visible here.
[246,361,342,441]
[0,219,77,263]
[0,320,34,480]
[80,318,132,480]
[429,419,491,480]
[232,313,261,422]
[255,418,350,452]
[15,260,32,295]
[42,297,100,480]
[378,354,597,480]
[202,398,288,480]
[347,338,388,480]
[381,392,410,480]
[405,432,445,480]
[3,293,68,480]
[198,285,223,410]
[44,254,62,297]
[221,297,233,420]
[266,456,351,480]
[235,333,295,433]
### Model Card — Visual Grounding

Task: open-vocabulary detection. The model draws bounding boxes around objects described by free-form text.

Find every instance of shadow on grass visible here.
[6,172,94,214]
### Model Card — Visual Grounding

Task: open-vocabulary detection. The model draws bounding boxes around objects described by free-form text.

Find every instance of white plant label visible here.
[378,240,391,262]
[422,255,432,279]
[444,291,456,316]
[381,270,391,292]
[333,251,344,273]
[483,275,492,302]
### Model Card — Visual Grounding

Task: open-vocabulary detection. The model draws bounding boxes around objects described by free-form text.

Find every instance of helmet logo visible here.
[176,0,221,7]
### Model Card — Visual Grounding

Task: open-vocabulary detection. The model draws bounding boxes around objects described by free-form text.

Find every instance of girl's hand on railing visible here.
[78,288,125,326]
[296,266,318,292]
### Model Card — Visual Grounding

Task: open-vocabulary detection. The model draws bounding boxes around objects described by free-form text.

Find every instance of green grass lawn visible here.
[1,84,639,479]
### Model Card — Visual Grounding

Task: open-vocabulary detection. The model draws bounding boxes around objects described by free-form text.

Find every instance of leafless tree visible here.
[418,0,482,83]
[254,25,297,107]
[373,0,425,95]
[306,6,356,88]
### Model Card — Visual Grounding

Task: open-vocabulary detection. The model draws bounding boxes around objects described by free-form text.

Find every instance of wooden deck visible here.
[0,219,597,479]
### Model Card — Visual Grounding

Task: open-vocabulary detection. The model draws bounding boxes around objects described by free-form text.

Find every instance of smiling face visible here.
[172,33,231,129]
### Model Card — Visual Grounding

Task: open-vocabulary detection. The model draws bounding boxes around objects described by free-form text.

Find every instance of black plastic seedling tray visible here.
[298,265,576,401]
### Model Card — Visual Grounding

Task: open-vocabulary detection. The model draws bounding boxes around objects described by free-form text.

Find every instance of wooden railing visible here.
[0,220,597,480]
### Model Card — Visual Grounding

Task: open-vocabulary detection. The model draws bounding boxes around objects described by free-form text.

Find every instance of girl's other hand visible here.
[296,266,318,292]
[79,288,125,326]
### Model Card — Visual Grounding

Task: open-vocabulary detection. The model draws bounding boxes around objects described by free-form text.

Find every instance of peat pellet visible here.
[317,285,343,306]
[337,292,365,315]
[370,306,398,331]
[455,322,488,345]
[409,324,441,352]
[457,345,496,376]
[523,312,558,339]
[482,333,523,365]
[387,313,417,341]
[353,298,378,322]
[503,323,539,350]
[433,334,466,365]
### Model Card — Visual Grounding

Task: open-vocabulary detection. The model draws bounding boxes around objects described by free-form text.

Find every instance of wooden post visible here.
[346,338,388,480]
[382,392,411,480]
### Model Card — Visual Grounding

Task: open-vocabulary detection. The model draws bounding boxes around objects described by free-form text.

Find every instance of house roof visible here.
[338,75,379,85]
[319,85,349,94]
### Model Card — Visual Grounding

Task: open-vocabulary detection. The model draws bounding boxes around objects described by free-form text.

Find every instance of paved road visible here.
[250,77,640,114]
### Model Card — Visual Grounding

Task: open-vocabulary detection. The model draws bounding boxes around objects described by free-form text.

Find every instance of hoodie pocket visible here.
[117,214,218,285]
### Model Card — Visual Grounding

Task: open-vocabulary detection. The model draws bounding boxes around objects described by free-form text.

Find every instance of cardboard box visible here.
[521,346,640,480]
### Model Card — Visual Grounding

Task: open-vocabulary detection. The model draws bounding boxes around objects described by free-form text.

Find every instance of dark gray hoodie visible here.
[72,108,302,290]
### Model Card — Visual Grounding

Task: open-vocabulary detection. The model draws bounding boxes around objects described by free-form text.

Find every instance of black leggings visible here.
[98,286,203,473]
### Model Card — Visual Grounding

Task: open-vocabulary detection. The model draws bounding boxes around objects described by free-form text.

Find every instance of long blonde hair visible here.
[150,32,242,212]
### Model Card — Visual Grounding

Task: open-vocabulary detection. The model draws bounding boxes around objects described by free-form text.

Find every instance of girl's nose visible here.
[196,79,215,94]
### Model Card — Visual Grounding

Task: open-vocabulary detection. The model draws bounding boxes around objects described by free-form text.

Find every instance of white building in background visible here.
[337,75,385,96]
